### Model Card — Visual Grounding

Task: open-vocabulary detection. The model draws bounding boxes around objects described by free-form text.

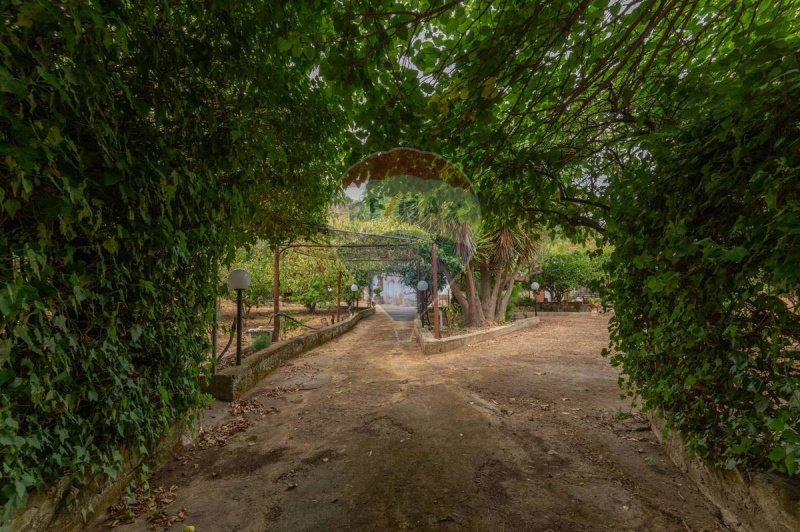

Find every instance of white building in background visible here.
[371,274,451,307]
[372,274,415,306]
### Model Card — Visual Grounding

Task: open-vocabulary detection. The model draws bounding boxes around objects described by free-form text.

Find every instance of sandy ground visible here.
[97,308,727,531]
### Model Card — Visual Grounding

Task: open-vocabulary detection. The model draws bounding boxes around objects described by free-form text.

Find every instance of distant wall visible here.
[377,274,415,306]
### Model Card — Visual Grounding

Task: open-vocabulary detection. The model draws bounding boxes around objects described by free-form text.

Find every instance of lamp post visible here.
[530,281,540,317]
[228,269,251,366]
[351,283,358,311]
[417,280,428,325]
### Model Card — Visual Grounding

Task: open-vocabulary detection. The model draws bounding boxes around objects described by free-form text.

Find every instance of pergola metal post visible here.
[416,261,421,318]
[432,242,440,339]
[336,270,342,323]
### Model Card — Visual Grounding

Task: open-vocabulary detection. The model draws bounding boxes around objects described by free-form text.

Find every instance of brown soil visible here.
[98,310,727,531]
[213,300,350,363]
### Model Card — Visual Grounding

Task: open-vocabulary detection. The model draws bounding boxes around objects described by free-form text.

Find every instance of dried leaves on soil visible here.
[197,399,273,448]
[105,485,187,530]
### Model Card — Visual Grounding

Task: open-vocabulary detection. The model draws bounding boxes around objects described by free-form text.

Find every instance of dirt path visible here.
[99,308,726,531]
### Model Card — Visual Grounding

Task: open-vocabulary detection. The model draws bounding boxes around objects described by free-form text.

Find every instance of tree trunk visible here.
[486,268,507,321]
[442,263,470,323]
[463,263,487,327]
[479,260,492,317]
[496,265,521,321]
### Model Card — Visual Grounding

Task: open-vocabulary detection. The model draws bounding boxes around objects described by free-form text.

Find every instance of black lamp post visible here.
[530,281,540,317]
[228,269,251,366]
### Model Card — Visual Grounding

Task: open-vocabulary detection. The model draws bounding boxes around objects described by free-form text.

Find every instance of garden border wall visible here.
[415,316,539,355]
[10,421,186,532]
[649,410,800,531]
[204,307,375,401]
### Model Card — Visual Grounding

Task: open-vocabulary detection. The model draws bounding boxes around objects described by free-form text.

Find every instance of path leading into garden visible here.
[100,309,726,531]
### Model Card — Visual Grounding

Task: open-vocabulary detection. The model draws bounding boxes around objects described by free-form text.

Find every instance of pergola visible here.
[273,225,442,341]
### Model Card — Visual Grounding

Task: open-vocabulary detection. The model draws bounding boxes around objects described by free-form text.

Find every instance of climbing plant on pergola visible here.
[269,224,435,339]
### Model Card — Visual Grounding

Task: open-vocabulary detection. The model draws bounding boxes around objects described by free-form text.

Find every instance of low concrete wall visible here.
[417,316,539,355]
[649,411,800,531]
[10,421,186,531]
[204,307,375,401]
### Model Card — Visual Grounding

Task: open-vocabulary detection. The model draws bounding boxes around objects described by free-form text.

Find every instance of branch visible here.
[523,206,606,233]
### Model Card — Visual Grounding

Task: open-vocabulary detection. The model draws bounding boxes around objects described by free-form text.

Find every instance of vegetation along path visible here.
[99,310,726,531]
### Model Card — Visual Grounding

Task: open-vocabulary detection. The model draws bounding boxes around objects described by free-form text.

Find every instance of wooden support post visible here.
[432,242,440,339]
[336,270,342,323]
[272,245,280,343]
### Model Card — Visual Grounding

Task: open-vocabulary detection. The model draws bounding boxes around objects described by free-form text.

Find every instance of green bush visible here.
[536,250,604,303]
[0,1,339,522]
[514,295,535,308]
[252,335,272,352]
[604,44,800,476]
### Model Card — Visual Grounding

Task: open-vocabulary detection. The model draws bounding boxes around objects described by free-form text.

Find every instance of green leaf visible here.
[768,446,786,463]
[103,238,119,255]
[722,246,749,262]
[3,199,22,218]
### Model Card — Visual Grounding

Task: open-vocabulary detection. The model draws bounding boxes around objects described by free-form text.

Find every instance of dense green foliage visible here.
[331,0,799,476]
[537,249,604,303]
[0,1,341,522]
[232,242,345,311]
[3,2,799,526]
[604,38,800,475]
[251,334,272,352]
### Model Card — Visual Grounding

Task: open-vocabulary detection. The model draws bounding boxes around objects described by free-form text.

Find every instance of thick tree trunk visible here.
[443,255,523,328]
[442,263,470,323]
[488,256,515,321]
[496,265,521,321]
[464,263,487,327]
[479,260,492,317]
[486,268,506,321]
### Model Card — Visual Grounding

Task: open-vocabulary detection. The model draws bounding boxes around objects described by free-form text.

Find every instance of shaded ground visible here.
[99,309,726,531]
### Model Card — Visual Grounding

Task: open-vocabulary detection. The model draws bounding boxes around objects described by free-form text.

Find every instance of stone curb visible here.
[10,420,186,532]
[415,316,540,355]
[649,410,800,531]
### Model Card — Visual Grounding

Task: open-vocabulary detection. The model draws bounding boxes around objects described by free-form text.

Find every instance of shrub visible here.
[514,295,535,308]
[537,250,603,303]
[252,335,272,352]
[604,46,800,476]
[0,2,339,522]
